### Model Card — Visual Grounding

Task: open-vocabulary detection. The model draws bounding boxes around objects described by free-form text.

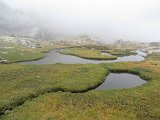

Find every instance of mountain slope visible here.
[0,1,55,40]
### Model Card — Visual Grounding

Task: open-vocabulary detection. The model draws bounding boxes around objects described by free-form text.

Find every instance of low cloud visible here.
[2,0,160,43]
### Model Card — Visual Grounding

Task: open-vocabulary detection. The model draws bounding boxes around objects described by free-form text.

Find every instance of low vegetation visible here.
[0,40,64,63]
[0,41,160,119]
[79,45,137,57]
[146,53,160,65]
[60,48,117,60]
[81,44,112,50]
[0,48,44,63]
[0,64,108,116]
[2,62,160,120]
[103,49,137,57]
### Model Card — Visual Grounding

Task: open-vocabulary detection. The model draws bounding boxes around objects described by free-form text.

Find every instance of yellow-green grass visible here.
[78,45,137,57]
[0,64,108,116]
[60,48,117,60]
[81,44,112,50]
[147,54,160,60]
[1,53,160,120]
[2,62,160,120]
[104,49,137,57]
[0,48,44,63]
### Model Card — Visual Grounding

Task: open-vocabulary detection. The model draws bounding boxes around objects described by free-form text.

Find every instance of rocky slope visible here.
[0,1,55,40]
[54,35,101,46]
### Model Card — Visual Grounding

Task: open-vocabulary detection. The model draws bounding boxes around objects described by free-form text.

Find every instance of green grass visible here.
[103,49,137,57]
[0,48,44,63]
[77,45,137,57]
[60,48,117,60]
[0,40,64,63]
[0,64,108,116]
[2,62,160,120]
[81,44,112,50]
[0,42,160,120]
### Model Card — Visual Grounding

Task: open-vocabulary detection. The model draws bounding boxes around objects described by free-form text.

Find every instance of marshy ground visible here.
[0,44,160,120]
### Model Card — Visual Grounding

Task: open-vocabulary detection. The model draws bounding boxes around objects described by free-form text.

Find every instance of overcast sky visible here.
[2,0,160,43]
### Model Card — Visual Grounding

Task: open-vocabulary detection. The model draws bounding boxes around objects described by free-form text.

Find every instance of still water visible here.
[21,49,146,64]
[96,73,147,90]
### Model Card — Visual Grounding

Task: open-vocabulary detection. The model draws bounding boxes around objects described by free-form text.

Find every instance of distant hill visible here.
[0,1,102,45]
[149,42,160,47]
[54,35,101,46]
[0,1,56,40]
[112,39,146,49]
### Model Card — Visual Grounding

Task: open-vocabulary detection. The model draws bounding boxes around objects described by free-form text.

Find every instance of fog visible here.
[2,0,160,43]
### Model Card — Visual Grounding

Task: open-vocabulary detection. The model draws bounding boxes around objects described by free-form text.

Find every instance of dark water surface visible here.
[20,50,147,89]
[96,73,147,90]
[21,50,146,64]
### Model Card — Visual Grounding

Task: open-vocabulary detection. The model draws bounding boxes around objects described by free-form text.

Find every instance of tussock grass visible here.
[1,48,160,119]
[60,48,117,60]
[0,64,107,116]
[103,49,137,57]
[2,62,160,120]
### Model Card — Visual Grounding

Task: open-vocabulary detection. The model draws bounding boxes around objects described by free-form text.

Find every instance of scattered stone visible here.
[0,60,9,64]
[1,51,8,54]
[4,47,14,49]
[5,110,12,115]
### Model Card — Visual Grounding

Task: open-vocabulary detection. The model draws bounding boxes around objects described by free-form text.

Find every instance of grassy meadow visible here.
[0,64,107,116]
[0,40,64,63]
[60,48,117,60]
[81,45,137,57]
[1,61,160,120]
[0,42,160,119]
[102,49,137,57]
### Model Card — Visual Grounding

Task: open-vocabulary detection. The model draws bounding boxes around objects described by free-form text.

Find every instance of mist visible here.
[2,0,160,43]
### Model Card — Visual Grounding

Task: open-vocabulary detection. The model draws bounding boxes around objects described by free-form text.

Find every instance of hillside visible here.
[0,1,55,40]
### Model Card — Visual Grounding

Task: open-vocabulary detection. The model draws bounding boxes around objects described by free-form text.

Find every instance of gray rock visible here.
[0,59,9,64]
[4,110,12,115]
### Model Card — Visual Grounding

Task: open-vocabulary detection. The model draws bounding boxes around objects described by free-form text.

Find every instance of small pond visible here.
[96,73,147,90]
